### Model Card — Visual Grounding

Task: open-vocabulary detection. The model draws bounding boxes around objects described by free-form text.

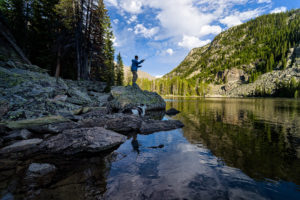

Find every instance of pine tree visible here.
[102,3,115,90]
[116,52,124,86]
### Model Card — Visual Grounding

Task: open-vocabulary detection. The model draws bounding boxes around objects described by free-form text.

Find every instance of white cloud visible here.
[134,24,159,38]
[178,35,211,49]
[127,15,138,24]
[166,48,174,56]
[104,0,118,7]
[112,37,119,47]
[127,28,133,31]
[220,8,264,28]
[257,0,271,3]
[143,0,216,38]
[220,16,242,27]
[113,19,119,24]
[120,0,143,14]
[271,7,287,14]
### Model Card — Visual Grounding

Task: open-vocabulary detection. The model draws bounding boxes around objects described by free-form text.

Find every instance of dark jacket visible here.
[131,59,144,71]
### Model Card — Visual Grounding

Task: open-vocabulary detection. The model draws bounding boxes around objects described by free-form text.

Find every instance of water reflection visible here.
[1,98,300,200]
[167,98,300,185]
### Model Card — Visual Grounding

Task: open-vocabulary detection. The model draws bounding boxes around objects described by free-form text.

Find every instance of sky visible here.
[104,0,300,77]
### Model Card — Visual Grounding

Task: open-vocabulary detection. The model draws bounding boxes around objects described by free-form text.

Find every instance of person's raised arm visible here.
[138,59,145,64]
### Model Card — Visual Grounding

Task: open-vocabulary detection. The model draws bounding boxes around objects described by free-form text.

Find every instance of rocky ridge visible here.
[207,43,300,97]
[0,59,183,159]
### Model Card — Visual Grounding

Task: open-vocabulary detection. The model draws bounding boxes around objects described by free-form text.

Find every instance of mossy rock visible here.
[108,86,166,111]
[5,116,71,130]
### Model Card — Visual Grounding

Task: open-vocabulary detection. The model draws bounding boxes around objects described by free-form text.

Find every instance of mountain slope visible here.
[165,9,300,84]
[123,65,155,84]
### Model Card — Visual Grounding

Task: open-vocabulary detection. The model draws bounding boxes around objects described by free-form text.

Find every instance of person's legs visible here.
[132,71,138,85]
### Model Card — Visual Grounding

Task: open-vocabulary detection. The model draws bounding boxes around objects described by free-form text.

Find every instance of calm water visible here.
[1,98,300,200]
[101,98,300,200]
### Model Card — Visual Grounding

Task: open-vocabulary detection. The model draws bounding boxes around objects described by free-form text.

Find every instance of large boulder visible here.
[41,127,126,155]
[107,86,166,112]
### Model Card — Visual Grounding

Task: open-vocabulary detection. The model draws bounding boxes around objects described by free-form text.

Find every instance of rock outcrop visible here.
[108,86,166,112]
[0,60,183,158]
[0,61,108,121]
[41,127,126,155]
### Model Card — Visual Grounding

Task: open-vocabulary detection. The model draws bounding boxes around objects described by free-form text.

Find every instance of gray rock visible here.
[27,163,56,177]
[108,86,166,112]
[0,139,43,154]
[0,99,9,118]
[0,124,9,134]
[104,114,142,133]
[166,108,180,116]
[41,127,126,155]
[80,107,109,119]
[3,129,32,141]
[25,163,56,187]
[28,121,80,134]
[140,120,184,134]
[66,87,92,105]
[79,113,142,134]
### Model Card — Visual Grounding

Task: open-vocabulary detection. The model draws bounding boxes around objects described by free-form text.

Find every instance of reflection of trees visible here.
[166,98,300,185]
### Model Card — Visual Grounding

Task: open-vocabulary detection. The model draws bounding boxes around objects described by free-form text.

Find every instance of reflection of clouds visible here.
[103,130,291,200]
[157,144,268,199]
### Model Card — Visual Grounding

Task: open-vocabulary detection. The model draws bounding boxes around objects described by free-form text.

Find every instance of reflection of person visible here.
[131,134,140,154]
[131,55,145,86]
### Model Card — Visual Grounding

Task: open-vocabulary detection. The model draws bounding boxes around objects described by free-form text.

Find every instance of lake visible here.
[1,98,300,200]
[102,98,300,200]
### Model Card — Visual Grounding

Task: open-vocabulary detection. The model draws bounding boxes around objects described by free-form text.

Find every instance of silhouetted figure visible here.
[131,134,140,154]
[131,55,145,87]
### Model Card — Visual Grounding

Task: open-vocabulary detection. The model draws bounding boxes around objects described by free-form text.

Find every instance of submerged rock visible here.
[108,86,166,112]
[26,163,56,178]
[140,120,184,134]
[25,163,56,187]
[41,127,126,155]
[166,108,180,116]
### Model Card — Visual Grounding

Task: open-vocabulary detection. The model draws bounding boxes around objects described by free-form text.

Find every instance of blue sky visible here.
[104,0,299,77]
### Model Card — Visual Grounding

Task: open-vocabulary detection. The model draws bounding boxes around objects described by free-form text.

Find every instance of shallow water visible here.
[1,98,300,200]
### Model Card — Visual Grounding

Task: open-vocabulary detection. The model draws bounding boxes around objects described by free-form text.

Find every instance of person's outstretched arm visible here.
[138,59,145,64]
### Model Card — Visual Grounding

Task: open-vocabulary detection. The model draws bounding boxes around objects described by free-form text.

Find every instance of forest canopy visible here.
[0,0,124,86]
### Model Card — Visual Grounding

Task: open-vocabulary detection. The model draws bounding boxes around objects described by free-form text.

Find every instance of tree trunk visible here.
[55,44,61,78]
[0,19,31,65]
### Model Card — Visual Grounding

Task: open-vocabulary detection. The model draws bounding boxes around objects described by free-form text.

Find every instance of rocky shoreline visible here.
[0,60,184,198]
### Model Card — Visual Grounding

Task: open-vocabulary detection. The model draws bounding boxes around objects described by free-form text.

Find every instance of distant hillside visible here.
[165,9,299,81]
[156,9,300,97]
[123,65,155,84]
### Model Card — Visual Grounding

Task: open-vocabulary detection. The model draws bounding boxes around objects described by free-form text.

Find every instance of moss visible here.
[6,115,71,129]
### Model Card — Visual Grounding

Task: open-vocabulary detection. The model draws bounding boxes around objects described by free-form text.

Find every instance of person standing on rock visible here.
[131,55,145,86]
